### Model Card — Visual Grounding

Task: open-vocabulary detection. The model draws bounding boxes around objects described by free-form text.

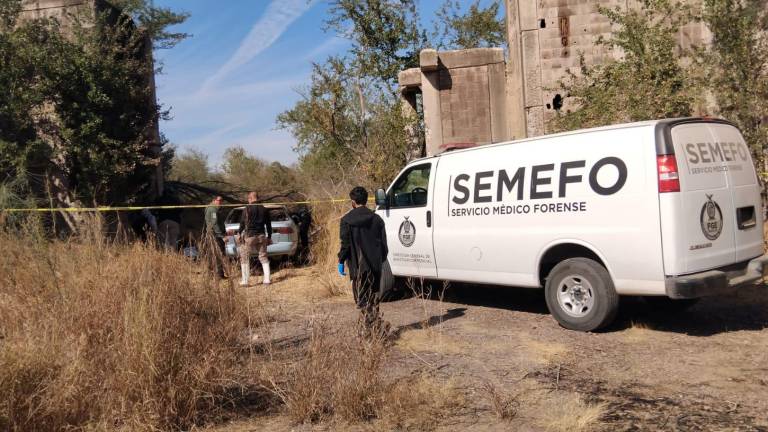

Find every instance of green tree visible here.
[219,146,299,197]
[282,0,508,191]
[169,148,214,184]
[702,0,768,168]
[277,58,412,189]
[433,0,506,50]
[325,0,426,90]
[548,0,701,132]
[0,0,187,212]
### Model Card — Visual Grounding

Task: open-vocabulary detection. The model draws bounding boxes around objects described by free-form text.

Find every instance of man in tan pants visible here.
[238,192,272,286]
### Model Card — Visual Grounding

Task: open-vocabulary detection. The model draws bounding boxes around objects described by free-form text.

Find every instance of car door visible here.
[378,162,438,278]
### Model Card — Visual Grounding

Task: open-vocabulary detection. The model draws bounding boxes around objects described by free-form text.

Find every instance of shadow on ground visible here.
[388,279,768,336]
[613,284,768,336]
[391,307,467,340]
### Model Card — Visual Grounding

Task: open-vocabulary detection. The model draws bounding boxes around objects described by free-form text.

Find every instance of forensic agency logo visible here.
[398,216,416,247]
[700,194,723,241]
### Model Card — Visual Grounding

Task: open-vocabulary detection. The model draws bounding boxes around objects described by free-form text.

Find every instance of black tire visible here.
[379,261,407,302]
[544,258,619,332]
[644,296,699,313]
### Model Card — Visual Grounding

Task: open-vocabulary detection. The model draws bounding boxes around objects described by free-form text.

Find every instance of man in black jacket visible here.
[238,192,272,286]
[338,186,389,332]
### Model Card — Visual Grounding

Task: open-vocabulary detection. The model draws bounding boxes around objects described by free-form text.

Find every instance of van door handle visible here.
[426,210,432,228]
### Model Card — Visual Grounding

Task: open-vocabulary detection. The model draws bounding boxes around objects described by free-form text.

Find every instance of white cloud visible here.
[200,0,317,93]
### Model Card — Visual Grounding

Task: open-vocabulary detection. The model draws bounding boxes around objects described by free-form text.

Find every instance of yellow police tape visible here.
[4,170,768,213]
[0,197,365,213]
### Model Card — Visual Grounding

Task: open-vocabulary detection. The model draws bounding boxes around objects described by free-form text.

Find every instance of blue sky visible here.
[154,0,455,167]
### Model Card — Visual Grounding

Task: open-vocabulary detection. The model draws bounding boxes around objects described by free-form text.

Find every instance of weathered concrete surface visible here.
[509,0,709,136]
[403,48,510,156]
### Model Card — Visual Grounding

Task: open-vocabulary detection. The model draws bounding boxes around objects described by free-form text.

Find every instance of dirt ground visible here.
[208,265,768,432]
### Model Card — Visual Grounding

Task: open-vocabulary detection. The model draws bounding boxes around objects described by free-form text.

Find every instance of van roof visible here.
[410,117,736,163]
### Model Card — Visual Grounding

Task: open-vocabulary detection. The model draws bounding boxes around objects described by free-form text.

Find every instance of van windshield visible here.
[390,163,431,207]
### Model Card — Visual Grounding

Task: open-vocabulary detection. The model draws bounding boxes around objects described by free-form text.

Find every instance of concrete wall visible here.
[20,0,92,21]
[508,0,710,137]
[400,48,510,156]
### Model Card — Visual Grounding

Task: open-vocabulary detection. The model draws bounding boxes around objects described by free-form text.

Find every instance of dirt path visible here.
[211,266,768,431]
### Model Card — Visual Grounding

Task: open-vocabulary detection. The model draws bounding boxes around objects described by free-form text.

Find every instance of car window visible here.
[269,209,289,221]
[226,209,242,224]
[390,163,431,208]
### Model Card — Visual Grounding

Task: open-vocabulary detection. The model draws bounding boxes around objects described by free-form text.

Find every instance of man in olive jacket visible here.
[338,186,389,331]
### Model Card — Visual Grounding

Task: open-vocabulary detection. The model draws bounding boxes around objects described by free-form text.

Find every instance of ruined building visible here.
[400,0,710,156]
[20,0,164,197]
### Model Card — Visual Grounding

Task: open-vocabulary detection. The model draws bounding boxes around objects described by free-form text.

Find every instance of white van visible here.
[374,118,767,331]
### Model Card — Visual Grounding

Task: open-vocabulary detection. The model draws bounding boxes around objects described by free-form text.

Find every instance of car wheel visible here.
[544,258,619,332]
[643,296,699,313]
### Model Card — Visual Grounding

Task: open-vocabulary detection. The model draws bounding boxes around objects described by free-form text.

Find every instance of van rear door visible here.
[661,120,763,275]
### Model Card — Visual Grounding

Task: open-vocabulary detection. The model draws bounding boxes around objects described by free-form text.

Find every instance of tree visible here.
[702,0,768,169]
[433,0,506,50]
[219,146,299,198]
[281,0,508,191]
[548,0,702,133]
[325,0,426,91]
[0,0,187,215]
[169,148,214,184]
[277,59,413,189]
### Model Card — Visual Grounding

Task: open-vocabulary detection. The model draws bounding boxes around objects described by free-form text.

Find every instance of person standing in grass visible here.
[338,186,389,333]
[204,196,227,279]
[238,192,272,287]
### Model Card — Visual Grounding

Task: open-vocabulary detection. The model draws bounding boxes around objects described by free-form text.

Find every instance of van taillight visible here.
[657,155,680,193]
[275,227,294,234]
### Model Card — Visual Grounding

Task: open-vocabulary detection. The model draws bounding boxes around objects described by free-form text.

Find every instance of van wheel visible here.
[379,261,406,302]
[644,297,699,313]
[545,258,619,332]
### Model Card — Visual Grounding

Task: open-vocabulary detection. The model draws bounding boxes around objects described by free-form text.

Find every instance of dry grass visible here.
[518,335,569,365]
[307,203,350,298]
[265,319,389,424]
[0,219,254,431]
[623,321,656,343]
[264,318,464,431]
[539,392,606,432]
[381,374,466,431]
[479,380,518,420]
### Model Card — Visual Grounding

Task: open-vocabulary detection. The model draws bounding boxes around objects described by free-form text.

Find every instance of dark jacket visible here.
[239,204,272,238]
[338,206,388,277]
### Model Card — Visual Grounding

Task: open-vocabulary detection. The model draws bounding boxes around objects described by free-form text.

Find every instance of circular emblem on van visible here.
[700,194,723,241]
[398,217,416,247]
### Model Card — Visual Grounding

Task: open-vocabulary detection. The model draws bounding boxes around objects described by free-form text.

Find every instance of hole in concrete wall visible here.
[546,103,552,109]
[539,19,546,29]
[552,94,563,111]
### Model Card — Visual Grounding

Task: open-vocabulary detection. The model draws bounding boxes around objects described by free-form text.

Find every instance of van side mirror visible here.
[375,188,388,208]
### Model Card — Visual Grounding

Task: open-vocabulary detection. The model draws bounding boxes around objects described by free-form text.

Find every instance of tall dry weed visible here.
[266,318,463,430]
[307,203,350,297]
[0,218,253,431]
[267,320,387,424]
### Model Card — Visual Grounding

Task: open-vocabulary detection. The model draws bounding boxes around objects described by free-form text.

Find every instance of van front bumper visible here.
[665,254,768,299]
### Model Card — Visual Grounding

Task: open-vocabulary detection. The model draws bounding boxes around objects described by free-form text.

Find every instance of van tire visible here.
[544,258,619,332]
[379,261,404,302]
